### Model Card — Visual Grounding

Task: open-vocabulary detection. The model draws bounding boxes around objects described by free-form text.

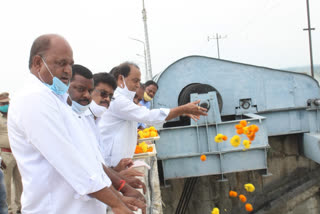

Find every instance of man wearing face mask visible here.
[98,62,208,168]
[0,92,22,214]
[68,65,147,213]
[91,72,146,177]
[91,72,117,121]
[7,34,133,214]
[138,81,158,129]
[139,80,158,109]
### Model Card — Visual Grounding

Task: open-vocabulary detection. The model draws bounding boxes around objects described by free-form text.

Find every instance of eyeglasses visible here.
[95,89,114,101]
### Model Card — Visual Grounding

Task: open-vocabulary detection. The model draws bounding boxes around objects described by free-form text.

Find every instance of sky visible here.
[0,0,319,94]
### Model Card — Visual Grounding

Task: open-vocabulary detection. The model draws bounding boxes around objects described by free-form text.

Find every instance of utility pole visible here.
[142,0,153,80]
[208,33,227,59]
[303,0,315,78]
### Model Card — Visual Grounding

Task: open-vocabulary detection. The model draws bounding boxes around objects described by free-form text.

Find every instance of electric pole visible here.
[303,0,315,78]
[142,0,153,80]
[208,33,227,59]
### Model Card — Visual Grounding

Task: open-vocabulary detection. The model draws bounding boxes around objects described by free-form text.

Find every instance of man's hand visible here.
[114,158,133,172]
[122,184,146,203]
[184,113,200,122]
[125,176,147,194]
[112,206,134,214]
[183,100,208,116]
[165,100,208,121]
[121,196,146,213]
[119,168,144,178]
[0,160,6,170]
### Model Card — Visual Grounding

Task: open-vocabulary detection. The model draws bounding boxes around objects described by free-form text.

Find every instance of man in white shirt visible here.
[91,72,137,172]
[68,65,146,212]
[91,72,146,180]
[8,34,133,214]
[99,62,208,168]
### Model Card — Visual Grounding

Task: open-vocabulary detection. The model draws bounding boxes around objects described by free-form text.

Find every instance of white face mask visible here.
[117,75,136,101]
[71,100,91,114]
[89,100,107,118]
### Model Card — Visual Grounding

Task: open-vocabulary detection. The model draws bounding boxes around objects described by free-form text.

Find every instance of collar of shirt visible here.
[114,87,135,101]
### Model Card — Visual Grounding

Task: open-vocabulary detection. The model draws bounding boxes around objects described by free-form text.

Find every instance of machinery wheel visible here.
[177,83,223,125]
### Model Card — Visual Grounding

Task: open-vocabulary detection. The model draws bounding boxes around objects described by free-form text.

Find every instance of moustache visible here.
[79,99,90,105]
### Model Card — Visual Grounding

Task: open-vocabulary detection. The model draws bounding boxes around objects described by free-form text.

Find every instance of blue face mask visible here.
[40,58,70,95]
[72,100,90,114]
[0,104,8,113]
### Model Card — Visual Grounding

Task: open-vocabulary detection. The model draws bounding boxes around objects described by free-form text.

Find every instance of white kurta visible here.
[98,88,170,167]
[84,109,105,159]
[8,74,111,214]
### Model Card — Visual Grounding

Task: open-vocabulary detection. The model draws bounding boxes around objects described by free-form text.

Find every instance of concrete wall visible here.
[160,134,320,214]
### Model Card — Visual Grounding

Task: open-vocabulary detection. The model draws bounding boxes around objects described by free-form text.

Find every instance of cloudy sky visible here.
[0,0,319,94]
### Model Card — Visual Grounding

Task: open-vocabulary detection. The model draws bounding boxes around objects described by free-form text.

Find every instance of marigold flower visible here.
[215,133,224,143]
[240,120,247,127]
[245,203,253,212]
[138,142,148,153]
[230,135,241,147]
[149,126,156,131]
[236,129,244,135]
[243,126,249,135]
[150,131,158,137]
[239,194,247,203]
[147,147,153,152]
[249,124,259,133]
[135,146,143,154]
[211,207,219,214]
[143,133,150,138]
[235,124,243,129]
[143,128,149,133]
[138,130,144,139]
[243,140,251,150]
[248,134,255,141]
[222,135,228,141]
[246,130,255,138]
[229,190,238,197]
[200,154,207,161]
[244,183,255,192]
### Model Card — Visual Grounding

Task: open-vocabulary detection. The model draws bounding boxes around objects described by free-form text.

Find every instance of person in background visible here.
[109,66,119,78]
[0,95,8,214]
[139,80,158,109]
[138,81,158,129]
[134,83,145,105]
[91,72,117,116]
[99,62,207,168]
[0,167,7,214]
[8,34,133,214]
[0,93,21,214]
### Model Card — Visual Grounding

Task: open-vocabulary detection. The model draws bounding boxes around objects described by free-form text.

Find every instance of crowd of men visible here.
[0,34,207,214]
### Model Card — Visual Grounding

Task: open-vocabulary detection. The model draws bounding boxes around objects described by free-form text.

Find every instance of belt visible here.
[1,148,11,153]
